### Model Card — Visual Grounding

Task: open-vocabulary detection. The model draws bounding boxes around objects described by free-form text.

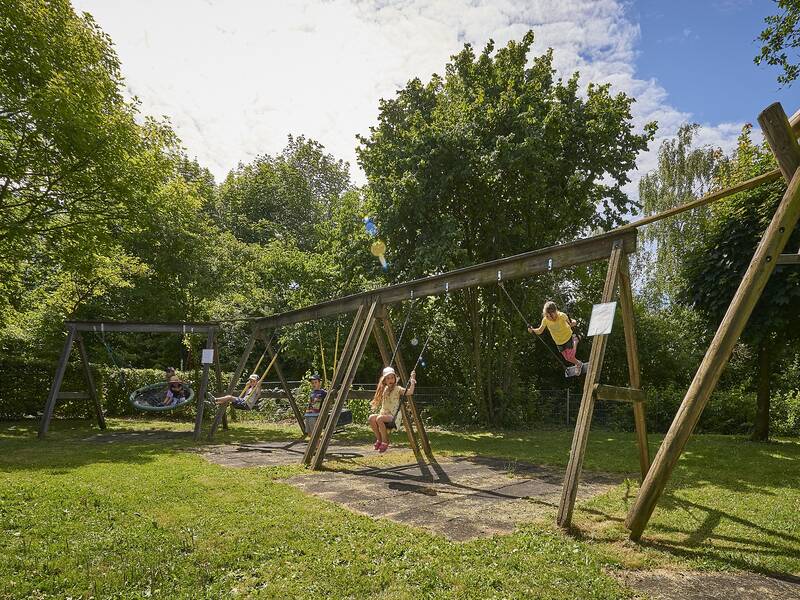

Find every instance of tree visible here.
[357,32,655,424]
[215,136,352,250]
[0,0,191,360]
[0,0,170,250]
[756,0,800,86]
[638,124,724,306]
[680,126,800,441]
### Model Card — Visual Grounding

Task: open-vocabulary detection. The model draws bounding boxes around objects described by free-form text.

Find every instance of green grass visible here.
[1,419,798,599]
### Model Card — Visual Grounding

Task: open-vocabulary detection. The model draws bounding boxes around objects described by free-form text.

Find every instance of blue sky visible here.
[71,0,799,196]
[634,0,798,124]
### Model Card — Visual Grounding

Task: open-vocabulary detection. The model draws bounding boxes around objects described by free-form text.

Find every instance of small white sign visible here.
[587,302,617,337]
[201,349,215,364]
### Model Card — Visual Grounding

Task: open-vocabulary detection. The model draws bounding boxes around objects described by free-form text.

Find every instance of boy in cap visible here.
[304,374,327,434]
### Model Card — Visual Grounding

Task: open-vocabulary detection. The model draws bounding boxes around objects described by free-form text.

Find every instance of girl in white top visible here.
[368,366,416,453]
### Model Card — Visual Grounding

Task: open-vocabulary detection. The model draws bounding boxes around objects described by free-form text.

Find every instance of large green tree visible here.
[0,0,169,252]
[0,0,186,357]
[215,136,352,251]
[356,32,655,425]
[680,126,800,441]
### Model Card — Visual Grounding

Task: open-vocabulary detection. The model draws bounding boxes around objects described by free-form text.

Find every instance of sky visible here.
[71,0,799,198]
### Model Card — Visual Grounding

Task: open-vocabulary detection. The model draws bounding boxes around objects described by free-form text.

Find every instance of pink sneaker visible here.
[378,442,389,453]
[373,440,381,450]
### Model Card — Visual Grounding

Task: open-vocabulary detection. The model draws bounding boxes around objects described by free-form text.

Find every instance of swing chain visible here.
[498,281,567,368]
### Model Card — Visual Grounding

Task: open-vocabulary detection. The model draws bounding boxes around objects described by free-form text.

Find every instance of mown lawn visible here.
[1,418,798,599]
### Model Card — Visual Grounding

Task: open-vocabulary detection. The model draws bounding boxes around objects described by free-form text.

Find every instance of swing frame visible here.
[38,321,224,441]
[218,103,800,537]
[213,228,644,516]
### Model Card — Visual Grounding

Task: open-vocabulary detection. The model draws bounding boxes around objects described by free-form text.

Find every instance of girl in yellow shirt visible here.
[368,366,416,453]
[528,301,583,373]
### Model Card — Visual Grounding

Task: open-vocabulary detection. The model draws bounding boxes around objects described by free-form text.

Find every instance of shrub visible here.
[771,389,800,436]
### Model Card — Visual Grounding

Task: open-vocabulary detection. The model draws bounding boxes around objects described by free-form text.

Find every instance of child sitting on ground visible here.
[367,366,416,453]
[528,300,583,373]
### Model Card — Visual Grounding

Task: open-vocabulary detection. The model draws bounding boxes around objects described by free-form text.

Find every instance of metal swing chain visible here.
[388,298,417,368]
[498,281,567,368]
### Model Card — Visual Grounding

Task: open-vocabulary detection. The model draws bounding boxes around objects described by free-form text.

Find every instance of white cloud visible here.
[72,0,743,197]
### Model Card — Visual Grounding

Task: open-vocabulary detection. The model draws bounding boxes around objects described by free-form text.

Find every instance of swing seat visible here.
[129,382,196,412]
[304,409,353,433]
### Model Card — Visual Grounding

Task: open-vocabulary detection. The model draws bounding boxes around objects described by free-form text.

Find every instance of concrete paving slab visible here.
[200,440,623,541]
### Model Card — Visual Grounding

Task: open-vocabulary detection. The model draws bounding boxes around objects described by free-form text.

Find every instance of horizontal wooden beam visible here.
[253,229,638,330]
[593,384,646,403]
[777,253,800,265]
[258,389,375,401]
[64,321,218,334]
[57,391,89,400]
[622,108,800,233]
[620,169,783,232]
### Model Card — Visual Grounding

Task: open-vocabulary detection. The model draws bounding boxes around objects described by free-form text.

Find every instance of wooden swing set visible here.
[40,101,800,540]
[38,321,225,441]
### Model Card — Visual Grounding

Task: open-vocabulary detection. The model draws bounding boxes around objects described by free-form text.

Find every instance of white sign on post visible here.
[201,348,215,365]
[587,302,617,337]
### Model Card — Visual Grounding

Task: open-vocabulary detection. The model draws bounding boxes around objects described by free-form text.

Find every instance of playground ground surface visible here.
[2,419,798,599]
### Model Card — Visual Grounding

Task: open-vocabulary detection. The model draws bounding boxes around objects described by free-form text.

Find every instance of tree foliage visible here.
[0,0,171,250]
[358,31,655,279]
[215,136,352,251]
[680,126,800,440]
[356,32,655,424]
[638,124,724,306]
[756,0,800,86]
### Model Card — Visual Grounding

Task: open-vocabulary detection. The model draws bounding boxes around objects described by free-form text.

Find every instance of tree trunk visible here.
[751,336,772,442]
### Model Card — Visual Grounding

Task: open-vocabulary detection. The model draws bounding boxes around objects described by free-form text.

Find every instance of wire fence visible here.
[258,382,627,430]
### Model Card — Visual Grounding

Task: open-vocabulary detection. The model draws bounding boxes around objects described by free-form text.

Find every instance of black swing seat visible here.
[304,409,353,433]
[129,382,196,412]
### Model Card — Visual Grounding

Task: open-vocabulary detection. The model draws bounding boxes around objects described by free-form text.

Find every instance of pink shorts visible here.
[558,336,578,361]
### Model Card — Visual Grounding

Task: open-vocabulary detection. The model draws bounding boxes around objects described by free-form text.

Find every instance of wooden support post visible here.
[557,241,624,528]
[618,254,650,480]
[302,304,366,466]
[212,338,228,430]
[373,316,425,465]
[626,102,800,540]
[208,329,258,440]
[76,332,106,431]
[267,342,306,434]
[777,253,800,264]
[311,301,378,469]
[762,102,800,180]
[379,309,434,459]
[193,330,215,441]
[38,325,78,438]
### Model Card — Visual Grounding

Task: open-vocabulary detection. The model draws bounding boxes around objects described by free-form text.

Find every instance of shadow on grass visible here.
[581,494,800,577]
[0,419,314,473]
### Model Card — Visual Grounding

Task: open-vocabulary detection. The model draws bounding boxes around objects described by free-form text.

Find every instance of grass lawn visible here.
[1,418,798,599]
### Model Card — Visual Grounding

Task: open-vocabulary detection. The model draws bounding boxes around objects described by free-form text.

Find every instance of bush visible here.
[0,356,227,421]
[348,398,370,425]
[771,389,800,436]
[0,356,99,419]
